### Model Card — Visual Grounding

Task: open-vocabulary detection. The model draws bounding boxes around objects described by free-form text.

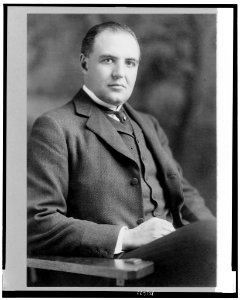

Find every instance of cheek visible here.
[95,66,112,78]
[127,71,138,86]
[88,72,105,90]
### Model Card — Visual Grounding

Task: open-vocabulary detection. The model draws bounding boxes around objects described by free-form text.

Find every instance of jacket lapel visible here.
[73,89,136,163]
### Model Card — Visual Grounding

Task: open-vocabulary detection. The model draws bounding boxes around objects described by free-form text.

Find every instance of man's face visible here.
[82,29,140,106]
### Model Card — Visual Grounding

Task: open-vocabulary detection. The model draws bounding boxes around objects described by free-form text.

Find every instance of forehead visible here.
[92,29,140,59]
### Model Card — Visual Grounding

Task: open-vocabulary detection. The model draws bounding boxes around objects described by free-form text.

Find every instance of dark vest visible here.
[106,110,173,224]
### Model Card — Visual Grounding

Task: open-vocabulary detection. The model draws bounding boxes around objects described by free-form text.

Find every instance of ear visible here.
[80,53,88,73]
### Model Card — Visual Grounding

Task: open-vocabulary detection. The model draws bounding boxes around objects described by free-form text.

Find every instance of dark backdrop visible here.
[27,14,216,215]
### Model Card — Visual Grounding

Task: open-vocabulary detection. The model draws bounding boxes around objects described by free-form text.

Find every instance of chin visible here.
[102,90,130,106]
[112,100,126,106]
[106,97,126,106]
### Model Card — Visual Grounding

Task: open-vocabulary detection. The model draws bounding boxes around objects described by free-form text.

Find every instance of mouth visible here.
[108,84,126,89]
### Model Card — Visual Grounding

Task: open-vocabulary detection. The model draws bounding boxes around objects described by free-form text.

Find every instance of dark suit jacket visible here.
[27,89,214,258]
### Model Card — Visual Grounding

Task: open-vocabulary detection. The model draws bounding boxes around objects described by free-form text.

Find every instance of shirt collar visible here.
[83,85,122,112]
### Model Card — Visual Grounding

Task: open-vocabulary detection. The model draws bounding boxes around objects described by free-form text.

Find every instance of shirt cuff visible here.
[114,226,128,254]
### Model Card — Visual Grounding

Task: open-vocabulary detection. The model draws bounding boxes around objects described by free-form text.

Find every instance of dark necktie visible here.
[106,109,127,123]
[95,102,127,123]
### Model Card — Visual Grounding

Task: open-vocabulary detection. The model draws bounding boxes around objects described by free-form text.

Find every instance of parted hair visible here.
[81,21,139,57]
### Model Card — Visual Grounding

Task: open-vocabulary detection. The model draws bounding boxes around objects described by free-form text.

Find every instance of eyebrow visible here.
[99,54,139,63]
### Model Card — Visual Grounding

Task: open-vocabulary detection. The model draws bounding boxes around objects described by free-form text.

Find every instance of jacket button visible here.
[130,178,139,185]
[137,218,144,225]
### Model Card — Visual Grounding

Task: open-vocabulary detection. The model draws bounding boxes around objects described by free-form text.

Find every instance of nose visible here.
[112,61,125,79]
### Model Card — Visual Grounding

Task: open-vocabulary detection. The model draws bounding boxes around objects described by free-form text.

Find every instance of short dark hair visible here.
[81,21,139,57]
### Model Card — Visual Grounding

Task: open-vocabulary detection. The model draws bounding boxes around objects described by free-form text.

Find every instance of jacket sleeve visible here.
[27,115,122,258]
[150,115,215,222]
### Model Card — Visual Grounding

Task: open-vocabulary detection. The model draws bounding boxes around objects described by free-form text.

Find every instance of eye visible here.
[102,58,113,64]
[126,60,137,68]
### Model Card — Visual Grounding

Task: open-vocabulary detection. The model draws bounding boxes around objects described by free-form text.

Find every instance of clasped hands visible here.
[122,217,175,251]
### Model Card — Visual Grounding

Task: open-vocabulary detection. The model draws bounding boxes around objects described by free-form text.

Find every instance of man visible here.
[28,21,216,286]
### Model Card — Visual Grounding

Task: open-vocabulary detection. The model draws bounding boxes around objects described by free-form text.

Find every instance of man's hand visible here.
[122,217,175,251]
